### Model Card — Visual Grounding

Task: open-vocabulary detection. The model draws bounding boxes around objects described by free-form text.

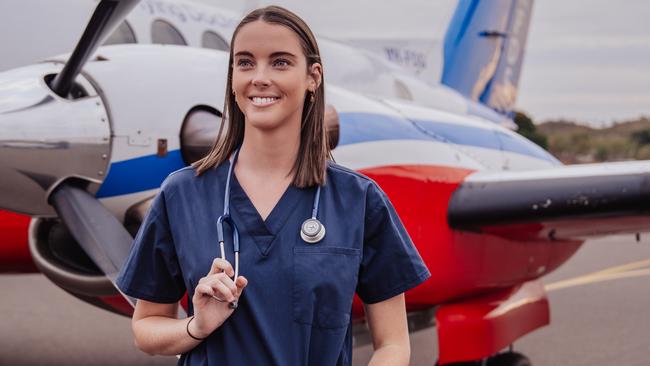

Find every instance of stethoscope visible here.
[214,147,325,308]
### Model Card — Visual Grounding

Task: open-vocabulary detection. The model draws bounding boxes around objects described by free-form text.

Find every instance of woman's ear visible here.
[309,63,322,90]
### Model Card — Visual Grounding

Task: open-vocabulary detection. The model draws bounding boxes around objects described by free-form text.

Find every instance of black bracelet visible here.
[186,316,208,341]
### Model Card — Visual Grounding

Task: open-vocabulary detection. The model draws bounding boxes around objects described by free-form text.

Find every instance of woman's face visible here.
[231,20,321,132]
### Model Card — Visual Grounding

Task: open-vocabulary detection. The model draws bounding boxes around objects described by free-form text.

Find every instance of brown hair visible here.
[192,5,330,188]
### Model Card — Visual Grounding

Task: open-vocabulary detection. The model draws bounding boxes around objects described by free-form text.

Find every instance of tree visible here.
[631,129,650,145]
[513,111,548,149]
[629,129,650,159]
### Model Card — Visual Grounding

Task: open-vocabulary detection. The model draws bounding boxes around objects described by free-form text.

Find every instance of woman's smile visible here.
[248,95,281,107]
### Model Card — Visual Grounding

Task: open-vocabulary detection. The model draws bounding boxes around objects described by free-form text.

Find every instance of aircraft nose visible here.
[0,63,111,216]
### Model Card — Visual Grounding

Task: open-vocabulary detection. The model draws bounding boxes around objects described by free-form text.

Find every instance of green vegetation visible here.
[514,111,548,149]
[532,116,650,163]
[510,111,650,163]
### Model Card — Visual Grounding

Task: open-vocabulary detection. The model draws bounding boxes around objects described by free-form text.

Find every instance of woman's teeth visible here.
[251,97,279,105]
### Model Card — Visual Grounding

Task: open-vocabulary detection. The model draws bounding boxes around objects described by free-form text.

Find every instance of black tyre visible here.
[435,351,531,366]
[487,352,531,366]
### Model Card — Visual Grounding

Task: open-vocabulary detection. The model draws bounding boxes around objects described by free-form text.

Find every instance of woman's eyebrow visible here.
[234,51,254,58]
[269,51,297,59]
[234,51,297,59]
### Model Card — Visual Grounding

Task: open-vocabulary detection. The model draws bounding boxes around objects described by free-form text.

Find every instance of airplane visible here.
[0,0,513,278]
[0,0,513,283]
[2,0,649,365]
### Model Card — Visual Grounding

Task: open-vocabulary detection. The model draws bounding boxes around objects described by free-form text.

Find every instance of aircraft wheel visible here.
[435,352,531,366]
[487,352,531,366]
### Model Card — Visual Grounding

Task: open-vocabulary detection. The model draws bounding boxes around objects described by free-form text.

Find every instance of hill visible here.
[536,117,650,163]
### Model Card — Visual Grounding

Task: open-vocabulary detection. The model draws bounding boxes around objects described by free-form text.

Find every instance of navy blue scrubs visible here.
[116,160,431,365]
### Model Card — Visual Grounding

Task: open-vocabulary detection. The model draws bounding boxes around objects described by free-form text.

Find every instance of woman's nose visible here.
[252,67,271,88]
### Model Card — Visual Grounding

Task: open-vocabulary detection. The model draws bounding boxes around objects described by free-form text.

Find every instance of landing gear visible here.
[487,352,531,366]
[436,352,532,366]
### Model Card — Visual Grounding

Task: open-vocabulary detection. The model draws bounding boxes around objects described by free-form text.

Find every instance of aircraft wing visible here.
[448,160,650,241]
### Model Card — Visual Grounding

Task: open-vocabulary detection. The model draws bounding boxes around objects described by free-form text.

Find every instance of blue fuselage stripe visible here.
[96,149,185,198]
[96,112,556,198]
[338,112,556,163]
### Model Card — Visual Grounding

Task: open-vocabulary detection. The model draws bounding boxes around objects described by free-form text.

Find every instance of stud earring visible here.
[310,91,315,103]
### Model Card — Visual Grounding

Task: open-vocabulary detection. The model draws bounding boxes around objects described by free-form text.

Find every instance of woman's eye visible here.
[274,59,290,67]
[236,59,253,67]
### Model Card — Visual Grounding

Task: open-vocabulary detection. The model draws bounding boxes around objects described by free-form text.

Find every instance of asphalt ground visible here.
[1,234,649,365]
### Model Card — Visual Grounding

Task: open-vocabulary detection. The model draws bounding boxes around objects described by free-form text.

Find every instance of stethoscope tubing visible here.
[214,147,324,309]
[214,148,242,309]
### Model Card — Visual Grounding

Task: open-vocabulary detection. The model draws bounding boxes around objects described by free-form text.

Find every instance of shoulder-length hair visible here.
[192,5,331,188]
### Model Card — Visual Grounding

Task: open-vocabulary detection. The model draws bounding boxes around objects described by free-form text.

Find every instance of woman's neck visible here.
[236,121,300,181]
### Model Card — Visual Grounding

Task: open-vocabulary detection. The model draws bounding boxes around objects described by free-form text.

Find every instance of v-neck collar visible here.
[229,168,303,256]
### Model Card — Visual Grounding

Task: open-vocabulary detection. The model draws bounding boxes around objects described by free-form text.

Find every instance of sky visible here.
[205,0,650,127]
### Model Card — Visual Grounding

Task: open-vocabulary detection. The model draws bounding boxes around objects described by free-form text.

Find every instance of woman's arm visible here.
[131,300,203,356]
[365,293,411,366]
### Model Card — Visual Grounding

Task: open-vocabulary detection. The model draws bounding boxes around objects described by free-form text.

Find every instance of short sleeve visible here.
[116,187,186,303]
[356,182,431,304]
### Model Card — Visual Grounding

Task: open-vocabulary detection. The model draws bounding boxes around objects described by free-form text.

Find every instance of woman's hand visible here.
[190,258,248,338]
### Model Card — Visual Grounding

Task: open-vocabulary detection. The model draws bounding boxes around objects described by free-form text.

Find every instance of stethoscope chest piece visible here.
[301,218,325,244]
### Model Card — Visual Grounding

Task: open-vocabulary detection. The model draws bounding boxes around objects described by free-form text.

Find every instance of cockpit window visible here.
[103,20,136,45]
[201,31,229,51]
[151,19,187,45]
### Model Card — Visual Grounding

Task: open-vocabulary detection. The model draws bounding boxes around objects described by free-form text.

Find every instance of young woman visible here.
[116,5,430,365]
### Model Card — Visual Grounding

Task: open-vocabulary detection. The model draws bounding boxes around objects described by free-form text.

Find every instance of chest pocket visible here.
[293,246,361,329]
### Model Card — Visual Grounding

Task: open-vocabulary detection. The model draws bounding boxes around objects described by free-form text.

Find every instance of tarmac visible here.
[1,234,649,365]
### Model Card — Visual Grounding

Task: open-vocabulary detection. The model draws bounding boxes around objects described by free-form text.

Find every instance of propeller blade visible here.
[50,0,139,97]
[49,183,135,305]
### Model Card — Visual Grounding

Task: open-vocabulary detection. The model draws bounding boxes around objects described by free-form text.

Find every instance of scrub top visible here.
[116,160,431,366]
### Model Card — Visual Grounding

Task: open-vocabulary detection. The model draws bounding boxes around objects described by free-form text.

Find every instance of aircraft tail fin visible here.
[441,0,533,116]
